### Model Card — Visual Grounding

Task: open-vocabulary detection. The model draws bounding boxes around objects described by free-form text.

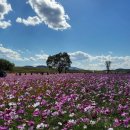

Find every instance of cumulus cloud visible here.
[0,44,49,63]
[0,20,11,29]
[0,44,130,70]
[0,44,23,60]
[0,0,12,29]
[17,0,71,30]
[31,52,130,70]
[69,51,130,70]
[69,51,92,61]
[16,16,42,26]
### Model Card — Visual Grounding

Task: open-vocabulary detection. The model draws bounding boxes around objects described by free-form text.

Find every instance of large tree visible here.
[0,59,15,71]
[46,52,72,73]
[105,61,111,74]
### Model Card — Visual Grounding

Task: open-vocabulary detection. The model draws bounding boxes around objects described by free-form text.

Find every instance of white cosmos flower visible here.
[90,120,96,125]
[68,119,76,124]
[58,122,62,126]
[108,128,114,130]
[36,123,47,129]
[9,102,17,107]
[83,125,87,129]
[8,94,14,99]
[33,102,40,108]
[69,113,75,117]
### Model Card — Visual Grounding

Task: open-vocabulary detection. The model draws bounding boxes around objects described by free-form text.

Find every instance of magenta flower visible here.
[27,121,35,126]
[0,126,8,130]
[113,118,121,127]
[33,109,40,116]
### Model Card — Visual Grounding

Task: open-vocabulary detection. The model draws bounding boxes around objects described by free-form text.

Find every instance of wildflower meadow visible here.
[0,73,130,130]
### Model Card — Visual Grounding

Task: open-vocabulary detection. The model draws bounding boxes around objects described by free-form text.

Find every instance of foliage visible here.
[0,59,15,71]
[46,52,72,73]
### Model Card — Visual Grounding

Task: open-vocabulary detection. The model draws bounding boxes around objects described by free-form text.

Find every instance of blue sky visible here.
[0,0,130,70]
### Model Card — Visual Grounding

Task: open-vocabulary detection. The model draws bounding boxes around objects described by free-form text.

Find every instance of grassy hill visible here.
[13,66,54,73]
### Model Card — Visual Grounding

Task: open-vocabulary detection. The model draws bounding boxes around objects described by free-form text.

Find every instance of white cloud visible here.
[0,20,11,29]
[0,0,12,29]
[35,54,49,60]
[69,51,130,70]
[0,44,23,60]
[28,57,37,61]
[0,0,12,20]
[17,0,71,30]
[0,44,49,63]
[16,16,42,26]
[69,51,92,61]
[0,44,130,70]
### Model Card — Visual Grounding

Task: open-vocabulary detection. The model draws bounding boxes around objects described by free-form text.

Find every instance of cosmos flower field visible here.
[0,73,130,130]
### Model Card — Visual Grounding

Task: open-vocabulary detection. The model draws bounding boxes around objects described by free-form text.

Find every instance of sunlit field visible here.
[0,73,130,130]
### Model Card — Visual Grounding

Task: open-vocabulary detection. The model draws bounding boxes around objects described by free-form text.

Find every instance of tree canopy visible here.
[0,59,15,71]
[46,52,72,73]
